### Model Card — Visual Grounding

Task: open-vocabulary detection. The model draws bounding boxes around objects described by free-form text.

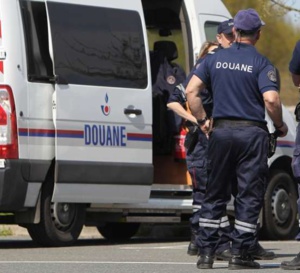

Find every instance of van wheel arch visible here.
[262,169,298,240]
[26,165,86,247]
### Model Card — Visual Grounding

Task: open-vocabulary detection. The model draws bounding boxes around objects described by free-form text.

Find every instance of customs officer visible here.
[281,40,300,270]
[186,9,288,270]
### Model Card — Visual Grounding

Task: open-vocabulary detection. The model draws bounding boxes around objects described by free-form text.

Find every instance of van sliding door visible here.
[45,0,153,203]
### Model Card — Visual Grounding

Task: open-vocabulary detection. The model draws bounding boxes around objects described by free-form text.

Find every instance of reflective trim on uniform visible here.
[235,220,256,233]
[200,223,219,228]
[221,216,229,221]
[193,205,201,212]
[199,217,220,229]
[234,224,256,233]
[220,216,230,228]
[199,218,220,224]
[176,83,187,102]
[298,219,300,227]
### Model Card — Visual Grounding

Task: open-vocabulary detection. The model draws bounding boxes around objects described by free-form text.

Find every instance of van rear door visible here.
[46,0,153,203]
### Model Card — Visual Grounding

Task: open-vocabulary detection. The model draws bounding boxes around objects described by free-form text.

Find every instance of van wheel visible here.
[97,223,140,241]
[26,176,86,247]
[262,170,298,240]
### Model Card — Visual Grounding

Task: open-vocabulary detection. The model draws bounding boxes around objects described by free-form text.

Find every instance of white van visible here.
[0,0,297,246]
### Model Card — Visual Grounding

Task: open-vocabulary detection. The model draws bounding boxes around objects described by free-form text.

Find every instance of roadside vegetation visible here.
[223,0,300,106]
[0,226,13,236]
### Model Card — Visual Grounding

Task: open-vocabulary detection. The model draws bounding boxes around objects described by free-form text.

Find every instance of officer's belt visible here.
[213,119,268,132]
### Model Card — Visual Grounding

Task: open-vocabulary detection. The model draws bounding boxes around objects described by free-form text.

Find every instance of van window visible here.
[47,3,147,89]
[204,21,220,41]
[20,1,54,83]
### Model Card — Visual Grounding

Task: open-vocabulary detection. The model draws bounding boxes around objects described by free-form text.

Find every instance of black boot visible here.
[215,249,232,261]
[197,255,214,269]
[228,254,260,270]
[249,243,275,260]
[281,252,300,270]
[187,241,198,255]
[187,228,199,255]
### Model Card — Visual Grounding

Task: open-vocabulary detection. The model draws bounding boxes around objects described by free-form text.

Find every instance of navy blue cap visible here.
[217,19,234,34]
[234,8,265,32]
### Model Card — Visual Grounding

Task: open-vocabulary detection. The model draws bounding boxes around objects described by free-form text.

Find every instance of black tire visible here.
[97,223,140,241]
[26,174,86,247]
[262,170,298,240]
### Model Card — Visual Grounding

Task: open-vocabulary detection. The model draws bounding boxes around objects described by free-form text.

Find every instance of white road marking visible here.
[0,261,282,267]
[0,261,199,265]
[120,245,186,250]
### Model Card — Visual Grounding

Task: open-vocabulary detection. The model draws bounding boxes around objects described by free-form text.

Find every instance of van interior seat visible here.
[153,40,178,62]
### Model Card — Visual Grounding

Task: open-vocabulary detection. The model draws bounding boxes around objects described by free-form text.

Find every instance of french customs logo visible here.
[267,69,277,82]
[101,93,111,116]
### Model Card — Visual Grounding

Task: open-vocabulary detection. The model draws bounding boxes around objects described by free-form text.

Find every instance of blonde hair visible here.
[198,41,219,59]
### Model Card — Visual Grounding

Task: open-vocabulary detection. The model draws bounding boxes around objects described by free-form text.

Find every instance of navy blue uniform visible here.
[168,49,230,254]
[290,40,300,240]
[168,57,211,215]
[194,42,278,256]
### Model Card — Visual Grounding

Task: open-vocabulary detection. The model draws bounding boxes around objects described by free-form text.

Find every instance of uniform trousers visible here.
[197,124,269,256]
[186,130,230,253]
[292,123,300,240]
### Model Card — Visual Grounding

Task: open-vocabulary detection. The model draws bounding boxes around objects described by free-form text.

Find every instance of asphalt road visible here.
[0,229,299,273]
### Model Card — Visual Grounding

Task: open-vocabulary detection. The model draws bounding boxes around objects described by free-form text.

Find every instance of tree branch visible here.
[270,0,300,13]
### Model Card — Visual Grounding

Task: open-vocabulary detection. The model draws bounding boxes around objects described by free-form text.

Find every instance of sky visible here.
[284,0,300,24]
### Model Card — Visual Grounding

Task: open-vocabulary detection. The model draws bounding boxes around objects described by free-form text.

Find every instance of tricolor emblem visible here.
[101,93,111,116]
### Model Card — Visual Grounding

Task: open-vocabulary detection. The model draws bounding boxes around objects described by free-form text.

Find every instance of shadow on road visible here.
[0,223,190,249]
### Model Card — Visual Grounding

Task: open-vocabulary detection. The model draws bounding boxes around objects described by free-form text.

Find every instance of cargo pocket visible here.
[187,159,207,191]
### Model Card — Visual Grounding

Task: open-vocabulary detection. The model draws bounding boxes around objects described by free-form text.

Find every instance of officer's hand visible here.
[275,122,288,138]
[200,119,210,138]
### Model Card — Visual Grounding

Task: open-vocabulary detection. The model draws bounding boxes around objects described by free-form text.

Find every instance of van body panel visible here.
[1,0,28,160]
[45,0,153,203]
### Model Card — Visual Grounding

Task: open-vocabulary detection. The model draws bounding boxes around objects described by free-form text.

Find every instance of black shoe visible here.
[197,255,214,269]
[187,228,199,255]
[281,252,300,270]
[228,255,260,270]
[250,243,276,260]
[187,241,198,256]
[216,249,232,261]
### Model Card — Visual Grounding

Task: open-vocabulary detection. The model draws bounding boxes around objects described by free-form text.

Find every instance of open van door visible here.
[197,14,231,41]
[46,0,153,203]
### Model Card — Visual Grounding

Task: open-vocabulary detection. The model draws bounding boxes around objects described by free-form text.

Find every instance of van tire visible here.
[262,170,298,240]
[97,223,140,241]
[26,175,86,247]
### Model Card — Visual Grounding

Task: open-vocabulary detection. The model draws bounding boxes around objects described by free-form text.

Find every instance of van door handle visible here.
[124,108,142,115]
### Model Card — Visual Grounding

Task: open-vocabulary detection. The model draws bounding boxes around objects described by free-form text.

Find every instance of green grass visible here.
[0,225,13,236]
